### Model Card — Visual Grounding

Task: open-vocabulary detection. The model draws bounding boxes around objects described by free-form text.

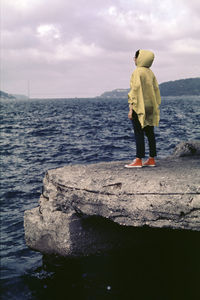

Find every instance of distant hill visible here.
[99,78,200,98]
[0,90,16,100]
[159,78,200,96]
[100,88,129,98]
[0,90,29,100]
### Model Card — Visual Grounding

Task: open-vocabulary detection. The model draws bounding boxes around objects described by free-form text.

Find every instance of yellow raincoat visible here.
[128,50,161,128]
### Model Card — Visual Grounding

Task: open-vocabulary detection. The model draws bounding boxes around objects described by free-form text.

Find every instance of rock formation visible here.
[172,140,200,157]
[24,141,200,257]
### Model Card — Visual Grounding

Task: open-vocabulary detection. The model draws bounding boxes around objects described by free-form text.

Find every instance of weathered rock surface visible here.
[24,142,200,257]
[172,140,200,157]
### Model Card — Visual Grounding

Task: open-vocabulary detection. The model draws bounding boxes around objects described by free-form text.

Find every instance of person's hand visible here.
[128,110,133,120]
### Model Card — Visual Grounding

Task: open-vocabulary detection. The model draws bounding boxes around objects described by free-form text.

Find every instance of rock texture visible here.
[172,140,200,157]
[24,141,200,257]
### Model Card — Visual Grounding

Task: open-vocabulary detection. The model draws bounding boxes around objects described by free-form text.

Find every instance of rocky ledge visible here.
[24,141,200,257]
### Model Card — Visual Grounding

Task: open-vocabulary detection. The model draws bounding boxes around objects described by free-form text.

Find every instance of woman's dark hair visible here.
[135,50,140,58]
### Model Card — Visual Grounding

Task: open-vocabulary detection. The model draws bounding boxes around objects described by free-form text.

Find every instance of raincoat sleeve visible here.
[128,69,140,108]
[153,76,161,106]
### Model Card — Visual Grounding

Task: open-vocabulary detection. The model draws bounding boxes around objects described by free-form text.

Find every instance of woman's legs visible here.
[131,111,145,158]
[127,112,157,168]
[131,110,157,158]
[143,126,157,157]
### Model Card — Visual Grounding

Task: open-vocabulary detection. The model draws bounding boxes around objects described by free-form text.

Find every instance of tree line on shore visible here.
[100,78,200,98]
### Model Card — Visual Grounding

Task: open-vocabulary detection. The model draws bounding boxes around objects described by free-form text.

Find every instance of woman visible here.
[125,49,161,168]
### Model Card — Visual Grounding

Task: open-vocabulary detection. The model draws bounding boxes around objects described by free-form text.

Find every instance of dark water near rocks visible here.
[0,96,200,300]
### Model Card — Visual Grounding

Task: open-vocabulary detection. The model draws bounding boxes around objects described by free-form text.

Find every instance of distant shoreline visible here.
[1,77,200,100]
[1,95,200,101]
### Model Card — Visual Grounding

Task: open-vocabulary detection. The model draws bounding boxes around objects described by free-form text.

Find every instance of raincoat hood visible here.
[136,50,154,68]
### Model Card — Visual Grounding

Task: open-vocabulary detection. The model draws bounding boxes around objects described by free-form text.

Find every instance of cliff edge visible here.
[24,141,200,257]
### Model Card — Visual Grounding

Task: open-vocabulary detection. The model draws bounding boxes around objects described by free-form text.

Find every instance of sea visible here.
[0,96,200,300]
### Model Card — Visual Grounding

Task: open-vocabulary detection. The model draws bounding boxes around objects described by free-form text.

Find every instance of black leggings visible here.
[131,110,157,158]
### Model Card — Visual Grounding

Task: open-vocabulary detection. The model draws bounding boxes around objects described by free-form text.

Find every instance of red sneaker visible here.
[143,157,156,167]
[125,158,143,168]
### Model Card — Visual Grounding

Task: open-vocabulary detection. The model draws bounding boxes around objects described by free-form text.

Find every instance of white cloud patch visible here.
[4,0,43,11]
[37,24,61,40]
[171,38,200,54]
[55,38,103,61]
[1,0,200,97]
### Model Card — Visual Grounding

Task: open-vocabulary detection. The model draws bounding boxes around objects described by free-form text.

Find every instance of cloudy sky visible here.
[1,0,200,98]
